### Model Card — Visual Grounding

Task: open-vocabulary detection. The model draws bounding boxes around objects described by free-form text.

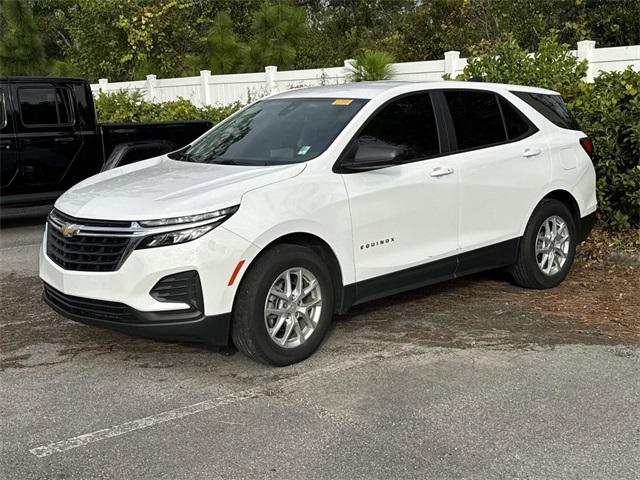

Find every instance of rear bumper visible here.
[43,283,231,345]
[578,211,597,243]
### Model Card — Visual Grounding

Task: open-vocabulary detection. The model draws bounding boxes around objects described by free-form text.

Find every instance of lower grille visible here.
[43,283,138,323]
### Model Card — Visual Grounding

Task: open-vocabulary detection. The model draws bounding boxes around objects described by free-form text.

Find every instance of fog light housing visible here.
[150,270,204,312]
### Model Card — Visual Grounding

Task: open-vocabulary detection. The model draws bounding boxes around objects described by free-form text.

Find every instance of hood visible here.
[55,156,306,220]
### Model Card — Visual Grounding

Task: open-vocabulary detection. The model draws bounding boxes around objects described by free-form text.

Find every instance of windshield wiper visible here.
[169,149,198,162]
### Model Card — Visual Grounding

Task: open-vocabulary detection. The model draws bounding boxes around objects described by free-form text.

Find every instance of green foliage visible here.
[453,36,588,98]
[94,90,240,125]
[0,0,46,75]
[296,0,413,69]
[243,0,307,71]
[568,69,640,229]
[203,12,246,74]
[348,50,395,82]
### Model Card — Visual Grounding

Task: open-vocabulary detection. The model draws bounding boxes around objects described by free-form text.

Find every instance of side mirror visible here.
[341,142,407,171]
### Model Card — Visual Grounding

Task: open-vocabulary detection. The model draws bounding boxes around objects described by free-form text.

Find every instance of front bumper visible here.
[39,225,261,344]
[43,283,230,344]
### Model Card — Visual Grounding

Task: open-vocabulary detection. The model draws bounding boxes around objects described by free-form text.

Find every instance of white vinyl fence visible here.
[91,40,640,107]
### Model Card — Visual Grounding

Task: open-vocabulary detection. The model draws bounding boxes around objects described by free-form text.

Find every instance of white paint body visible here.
[40,81,597,318]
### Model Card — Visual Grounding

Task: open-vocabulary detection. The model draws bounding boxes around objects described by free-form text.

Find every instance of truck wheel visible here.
[510,199,577,289]
[231,244,334,366]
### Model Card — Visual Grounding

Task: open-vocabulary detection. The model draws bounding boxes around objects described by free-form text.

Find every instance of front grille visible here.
[150,271,203,311]
[43,283,137,323]
[46,210,133,272]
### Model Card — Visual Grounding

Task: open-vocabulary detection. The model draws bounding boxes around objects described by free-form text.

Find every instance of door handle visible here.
[522,147,542,158]
[54,136,75,143]
[430,167,454,177]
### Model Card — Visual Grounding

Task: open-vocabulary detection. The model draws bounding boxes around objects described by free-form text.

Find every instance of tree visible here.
[0,0,46,75]
[203,12,246,74]
[243,0,306,71]
[296,0,414,69]
[348,49,395,82]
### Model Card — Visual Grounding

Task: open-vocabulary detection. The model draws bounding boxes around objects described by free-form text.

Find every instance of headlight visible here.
[135,205,239,249]
[138,206,239,227]
[138,224,215,249]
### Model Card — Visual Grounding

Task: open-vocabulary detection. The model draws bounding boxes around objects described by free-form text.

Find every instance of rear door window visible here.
[444,90,506,150]
[511,91,580,130]
[18,87,73,127]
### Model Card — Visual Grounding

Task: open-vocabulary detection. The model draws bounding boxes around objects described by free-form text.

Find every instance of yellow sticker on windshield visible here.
[332,99,353,106]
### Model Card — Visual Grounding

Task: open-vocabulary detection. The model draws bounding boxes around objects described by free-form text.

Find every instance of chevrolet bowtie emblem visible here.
[59,223,79,237]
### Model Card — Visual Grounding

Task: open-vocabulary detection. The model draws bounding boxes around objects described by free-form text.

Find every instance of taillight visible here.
[580,137,593,158]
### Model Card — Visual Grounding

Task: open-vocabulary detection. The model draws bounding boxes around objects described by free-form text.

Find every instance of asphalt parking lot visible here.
[1,217,639,479]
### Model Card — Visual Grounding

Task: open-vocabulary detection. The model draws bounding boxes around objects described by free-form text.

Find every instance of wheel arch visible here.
[238,232,350,315]
[521,188,581,236]
[542,189,581,222]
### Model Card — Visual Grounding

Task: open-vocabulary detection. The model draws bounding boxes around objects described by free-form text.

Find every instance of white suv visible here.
[40,81,597,365]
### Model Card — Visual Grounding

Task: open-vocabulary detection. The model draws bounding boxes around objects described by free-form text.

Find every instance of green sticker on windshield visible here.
[297,145,311,155]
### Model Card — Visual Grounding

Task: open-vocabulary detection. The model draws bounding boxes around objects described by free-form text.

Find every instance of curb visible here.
[606,250,640,266]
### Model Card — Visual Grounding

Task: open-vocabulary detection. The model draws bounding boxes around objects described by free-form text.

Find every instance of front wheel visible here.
[510,199,577,289]
[231,244,334,366]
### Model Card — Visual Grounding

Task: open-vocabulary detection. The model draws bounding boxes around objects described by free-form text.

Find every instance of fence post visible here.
[145,74,157,101]
[265,66,277,94]
[577,40,596,82]
[98,78,108,93]
[200,70,212,106]
[444,51,460,78]
[343,59,355,82]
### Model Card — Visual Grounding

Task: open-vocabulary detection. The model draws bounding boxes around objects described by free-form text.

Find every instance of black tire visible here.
[231,244,334,366]
[510,199,577,289]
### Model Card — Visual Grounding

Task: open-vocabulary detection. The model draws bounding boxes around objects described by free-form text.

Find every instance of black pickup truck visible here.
[0,76,212,217]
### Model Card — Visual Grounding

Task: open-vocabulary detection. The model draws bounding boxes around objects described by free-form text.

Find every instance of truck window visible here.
[18,87,73,127]
[0,89,6,129]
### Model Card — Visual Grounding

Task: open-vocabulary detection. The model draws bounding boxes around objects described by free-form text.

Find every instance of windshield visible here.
[169,97,368,166]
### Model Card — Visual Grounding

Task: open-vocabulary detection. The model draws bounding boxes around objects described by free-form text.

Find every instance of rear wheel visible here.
[510,199,577,289]
[231,244,334,366]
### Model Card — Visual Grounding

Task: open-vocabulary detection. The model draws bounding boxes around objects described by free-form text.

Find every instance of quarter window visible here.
[498,96,535,140]
[444,90,506,150]
[511,92,580,130]
[18,87,73,126]
[354,93,440,164]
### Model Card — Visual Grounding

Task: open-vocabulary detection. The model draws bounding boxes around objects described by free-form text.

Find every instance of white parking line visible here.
[0,320,32,328]
[29,345,419,458]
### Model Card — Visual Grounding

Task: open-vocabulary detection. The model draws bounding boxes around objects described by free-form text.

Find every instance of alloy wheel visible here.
[264,267,323,348]
[535,215,570,276]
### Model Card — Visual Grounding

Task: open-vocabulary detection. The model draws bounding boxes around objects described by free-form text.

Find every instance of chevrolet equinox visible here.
[40,81,597,365]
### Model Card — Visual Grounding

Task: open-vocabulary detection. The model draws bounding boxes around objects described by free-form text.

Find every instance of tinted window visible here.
[498,96,535,140]
[354,93,440,163]
[0,90,5,129]
[512,91,580,130]
[172,97,367,165]
[445,91,506,150]
[18,87,72,126]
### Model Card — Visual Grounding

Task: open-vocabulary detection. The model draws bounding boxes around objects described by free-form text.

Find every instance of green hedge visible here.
[456,38,640,230]
[94,90,240,125]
